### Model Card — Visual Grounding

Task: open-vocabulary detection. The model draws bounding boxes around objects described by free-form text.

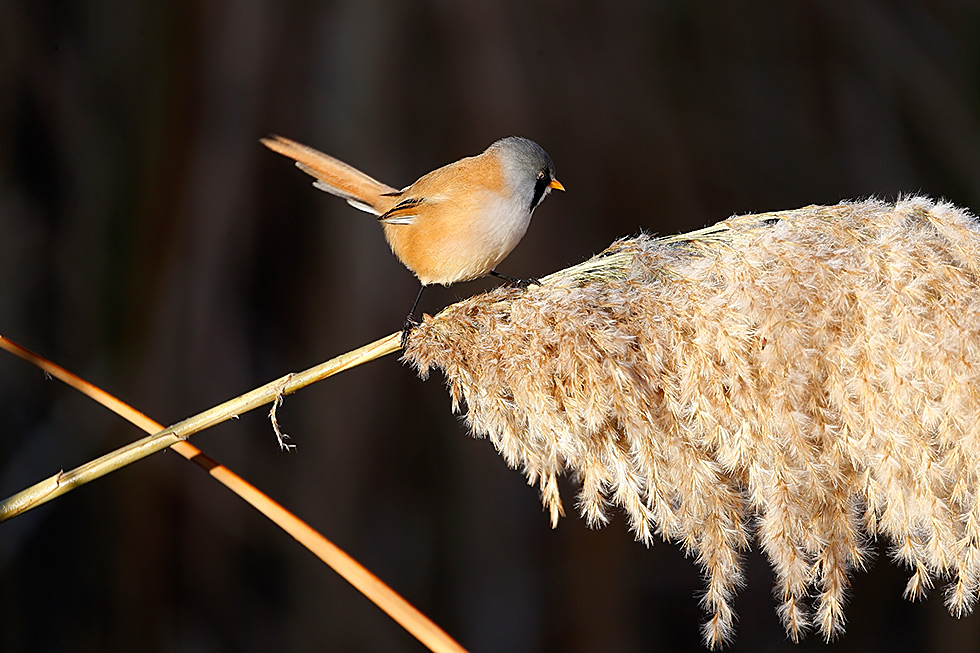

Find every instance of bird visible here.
[260,135,564,346]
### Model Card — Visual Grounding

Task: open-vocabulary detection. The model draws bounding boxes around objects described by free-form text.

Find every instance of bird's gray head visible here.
[491,136,562,212]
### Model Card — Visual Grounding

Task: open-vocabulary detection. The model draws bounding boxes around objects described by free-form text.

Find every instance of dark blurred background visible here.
[2,1,979,651]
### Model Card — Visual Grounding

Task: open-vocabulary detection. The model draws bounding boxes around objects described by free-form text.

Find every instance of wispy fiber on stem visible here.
[404,196,980,648]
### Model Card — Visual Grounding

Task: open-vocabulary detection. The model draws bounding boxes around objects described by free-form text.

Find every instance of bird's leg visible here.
[489,270,540,289]
[401,285,426,349]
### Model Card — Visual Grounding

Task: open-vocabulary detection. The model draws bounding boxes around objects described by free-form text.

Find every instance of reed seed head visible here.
[405,196,980,648]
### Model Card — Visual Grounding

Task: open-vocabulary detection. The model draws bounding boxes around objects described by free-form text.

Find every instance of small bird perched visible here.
[261,135,564,345]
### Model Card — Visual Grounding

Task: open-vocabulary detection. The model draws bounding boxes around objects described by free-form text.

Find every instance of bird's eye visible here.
[536,171,546,180]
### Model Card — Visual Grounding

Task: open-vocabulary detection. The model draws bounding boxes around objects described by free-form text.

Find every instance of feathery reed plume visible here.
[404,196,980,648]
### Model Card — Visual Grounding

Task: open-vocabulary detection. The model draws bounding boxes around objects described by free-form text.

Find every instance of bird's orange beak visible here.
[549,179,565,191]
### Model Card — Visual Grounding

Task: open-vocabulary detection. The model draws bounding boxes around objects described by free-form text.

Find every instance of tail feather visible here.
[261,135,399,215]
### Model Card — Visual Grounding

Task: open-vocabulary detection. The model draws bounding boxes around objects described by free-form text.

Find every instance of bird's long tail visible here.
[261,135,399,215]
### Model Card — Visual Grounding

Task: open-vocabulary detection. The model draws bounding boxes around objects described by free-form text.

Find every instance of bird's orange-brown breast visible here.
[382,150,512,286]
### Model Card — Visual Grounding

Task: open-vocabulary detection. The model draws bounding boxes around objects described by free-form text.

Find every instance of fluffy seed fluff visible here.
[403,196,980,648]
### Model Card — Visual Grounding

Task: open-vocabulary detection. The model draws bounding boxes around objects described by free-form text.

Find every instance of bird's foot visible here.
[489,270,540,288]
[400,315,420,350]
[512,276,540,289]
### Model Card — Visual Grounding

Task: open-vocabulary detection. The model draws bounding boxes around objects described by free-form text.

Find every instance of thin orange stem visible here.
[0,334,467,653]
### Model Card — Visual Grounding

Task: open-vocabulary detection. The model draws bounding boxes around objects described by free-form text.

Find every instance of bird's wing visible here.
[378,195,425,225]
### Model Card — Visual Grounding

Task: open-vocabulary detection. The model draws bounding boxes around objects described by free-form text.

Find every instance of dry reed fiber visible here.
[403,196,980,648]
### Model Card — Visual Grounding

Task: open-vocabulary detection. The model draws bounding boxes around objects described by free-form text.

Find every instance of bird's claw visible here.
[489,270,540,289]
[401,316,419,350]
